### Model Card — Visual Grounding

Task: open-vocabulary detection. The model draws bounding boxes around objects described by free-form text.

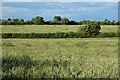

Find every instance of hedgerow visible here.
[1,32,119,38]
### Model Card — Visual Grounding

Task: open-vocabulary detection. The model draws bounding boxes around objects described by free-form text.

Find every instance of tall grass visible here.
[2,38,118,78]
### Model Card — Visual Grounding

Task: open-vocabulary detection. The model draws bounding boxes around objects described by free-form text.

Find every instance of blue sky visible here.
[2,2,118,21]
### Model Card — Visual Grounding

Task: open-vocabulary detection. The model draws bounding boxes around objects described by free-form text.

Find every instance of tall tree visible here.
[32,16,44,25]
[61,18,69,25]
[69,20,77,25]
[111,20,116,25]
[104,19,111,25]
[13,18,19,25]
[52,16,62,25]
[8,18,11,21]
[53,16,62,21]
[19,19,24,25]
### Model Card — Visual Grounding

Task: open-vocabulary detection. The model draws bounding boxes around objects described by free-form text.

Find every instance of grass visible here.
[2,25,119,78]
[1,25,118,33]
[2,38,118,78]
[2,25,79,33]
[100,25,118,33]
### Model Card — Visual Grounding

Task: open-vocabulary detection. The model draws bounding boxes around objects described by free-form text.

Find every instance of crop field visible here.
[2,38,118,78]
[2,25,118,33]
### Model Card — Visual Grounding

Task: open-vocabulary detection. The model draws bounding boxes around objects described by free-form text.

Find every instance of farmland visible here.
[1,1,119,79]
[2,38,118,78]
[1,24,119,78]
[2,25,118,33]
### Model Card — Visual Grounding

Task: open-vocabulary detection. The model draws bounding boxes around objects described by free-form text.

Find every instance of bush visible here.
[78,22,101,36]
[97,32,118,37]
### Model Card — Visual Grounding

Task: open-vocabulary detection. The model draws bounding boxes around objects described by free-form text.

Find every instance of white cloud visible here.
[2,0,119,2]
[2,6,29,12]
[68,6,106,12]
[2,6,30,19]
[76,7,87,11]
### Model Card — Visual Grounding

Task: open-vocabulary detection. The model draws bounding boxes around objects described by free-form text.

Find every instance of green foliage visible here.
[61,18,69,25]
[53,16,62,21]
[51,16,62,25]
[78,23,101,36]
[1,32,119,39]
[98,32,118,37]
[1,16,119,25]
[69,20,77,25]
[32,16,44,25]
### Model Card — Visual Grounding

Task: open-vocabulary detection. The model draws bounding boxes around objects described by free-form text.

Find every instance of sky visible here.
[1,2,118,21]
[2,0,119,2]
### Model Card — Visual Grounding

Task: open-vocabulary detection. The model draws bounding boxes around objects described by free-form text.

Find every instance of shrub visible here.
[97,32,118,37]
[78,22,101,36]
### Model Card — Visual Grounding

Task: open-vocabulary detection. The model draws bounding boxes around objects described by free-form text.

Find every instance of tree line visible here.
[1,16,120,25]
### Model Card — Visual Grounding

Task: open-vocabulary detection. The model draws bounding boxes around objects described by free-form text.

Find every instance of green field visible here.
[2,38,118,78]
[2,25,119,78]
[2,25,118,33]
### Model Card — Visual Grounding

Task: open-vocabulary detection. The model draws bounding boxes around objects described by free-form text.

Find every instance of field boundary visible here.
[1,32,119,38]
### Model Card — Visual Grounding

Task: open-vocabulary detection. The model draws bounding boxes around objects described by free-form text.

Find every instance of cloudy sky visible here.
[2,0,119,2]
[2,2,118,21]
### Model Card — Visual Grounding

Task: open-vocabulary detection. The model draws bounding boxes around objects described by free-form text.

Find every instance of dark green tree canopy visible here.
[69,20,77,25]
[51,16,62,25]
[61,18,69,25]
[8,18,11,21]
[1,16,119,25]
[32,16,44,25]
[53,16,62,21]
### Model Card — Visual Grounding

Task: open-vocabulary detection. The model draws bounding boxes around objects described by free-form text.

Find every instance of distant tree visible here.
[7,21,11,25]
[111,20,116,25]
[116,21,120,25]
[81,20,87,24]
[0,19,2,25]
[2,20,7,25]
[53,16,62,21]
[32,16,44,25]
[19,19,24,25]
[8,18,11,21]
[69,20,77,25]
[103,19,111,25]
[45,20,51,25]
[51,16,62,25]
[78,21,82,25]
[1,16,119,25]
[25,20,33,25]
[10,20,15,25]
[6,18,12,25]
[13,18,19,25]
[61,18,69,25]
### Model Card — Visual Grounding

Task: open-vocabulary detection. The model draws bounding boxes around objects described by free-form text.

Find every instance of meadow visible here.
[2,25,118,33]
[1,24,119,79]
[2,38,118,78]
